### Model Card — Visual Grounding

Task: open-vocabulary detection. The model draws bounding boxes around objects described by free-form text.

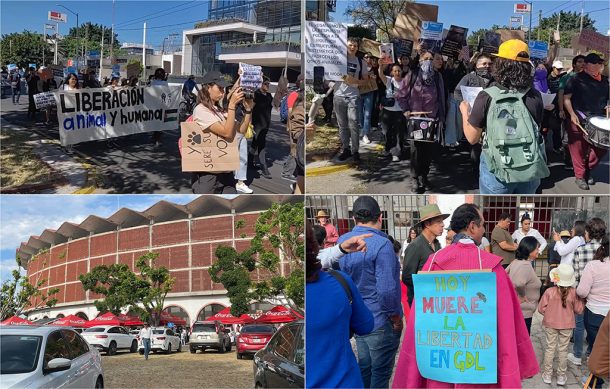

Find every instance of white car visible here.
[81,326,137,356]
[0,325,104,389]
[138,327,182,354]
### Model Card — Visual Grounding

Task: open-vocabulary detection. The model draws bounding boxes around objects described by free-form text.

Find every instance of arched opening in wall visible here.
[196,303,226,322]
[75,312,89,321]
[56,314,65,319]
[162,305,191,327]
[248,302,275,318]
[43,316,49,319]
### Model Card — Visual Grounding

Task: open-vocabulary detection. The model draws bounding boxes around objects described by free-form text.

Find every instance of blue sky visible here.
[331,0,610,35]
[1,1,210,51]
[0,194,206,283]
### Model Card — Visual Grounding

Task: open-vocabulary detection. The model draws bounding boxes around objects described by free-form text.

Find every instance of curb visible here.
[306,163,352,177]
[72,186,97,194]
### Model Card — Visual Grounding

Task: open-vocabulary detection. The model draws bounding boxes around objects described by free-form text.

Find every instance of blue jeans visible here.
[479,153,540,194]
[584,308,604,356]
[143,338,151,360]
[573,313,585,358]
[355,319,402,389]
[234,133,247,181]
[359,91,376,137]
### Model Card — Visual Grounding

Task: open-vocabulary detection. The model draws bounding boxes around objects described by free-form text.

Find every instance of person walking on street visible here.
[251,76,273,179]
[378,62,407,162]
[26,67,40,120]
[9,71,21,104]
[139,323,152,360]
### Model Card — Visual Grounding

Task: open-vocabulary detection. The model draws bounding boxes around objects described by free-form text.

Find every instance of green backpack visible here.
[483,86,550,184]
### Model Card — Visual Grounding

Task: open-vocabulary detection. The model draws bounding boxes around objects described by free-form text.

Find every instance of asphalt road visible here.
[0,95,293,194]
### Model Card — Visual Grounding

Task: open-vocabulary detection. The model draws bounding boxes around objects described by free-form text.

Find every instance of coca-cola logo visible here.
[265,312,289,316]
[97,316,113,321]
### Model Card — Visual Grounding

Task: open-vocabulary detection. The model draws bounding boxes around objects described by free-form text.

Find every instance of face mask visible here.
[535,68,548,78]
[420,59,433,73]
[476,68,491,79]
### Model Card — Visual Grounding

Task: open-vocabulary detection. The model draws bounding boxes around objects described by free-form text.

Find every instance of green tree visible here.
[59,22,119,59]
[132,252,175,326]
[346,0,414,40]
[531,11,596,48]
[467,25,504,47]
[0,31,53,67]
[208,202,304,317]
[1,256,59,320]
[348,26,375,40]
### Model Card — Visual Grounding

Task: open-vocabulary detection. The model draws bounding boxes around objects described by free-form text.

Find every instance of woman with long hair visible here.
[553,220,586,267]
[190,71,253,194]
[378,63,407,163]
[512,212,548,255]
[507,236,542,334]
[63,73,79,91]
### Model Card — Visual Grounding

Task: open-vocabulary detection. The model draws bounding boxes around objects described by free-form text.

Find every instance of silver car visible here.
[1,325,104,389]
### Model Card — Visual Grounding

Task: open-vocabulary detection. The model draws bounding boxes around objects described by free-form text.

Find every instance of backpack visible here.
[482,86,550,184]
[326,269,355,338]
[279,95,289,124]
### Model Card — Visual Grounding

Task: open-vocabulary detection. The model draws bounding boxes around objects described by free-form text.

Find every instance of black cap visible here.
[201,71,231,87]
[352,196,381,219]
[584,53,604,64]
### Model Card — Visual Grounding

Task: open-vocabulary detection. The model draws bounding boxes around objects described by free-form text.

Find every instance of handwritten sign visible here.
[413,271,497,384]
[239,63,263,90]
[34,92,57,109]
[528,41,549,59]
[56,85,181,146]
[180,121,239,172]
[305,21,347,81]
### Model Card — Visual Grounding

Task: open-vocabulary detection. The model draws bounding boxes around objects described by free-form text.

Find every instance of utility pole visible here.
[54,23,59,65]
[100,26,104,81]
[537,9,542,40]
[526,1,533,43]
[43,25,46,66]
[142,22,147,80]
[579,0,584,32]
[111,0,115,59]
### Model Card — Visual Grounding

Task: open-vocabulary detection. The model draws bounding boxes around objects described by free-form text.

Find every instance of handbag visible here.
[245,124,254,139]
[381,80,396,107]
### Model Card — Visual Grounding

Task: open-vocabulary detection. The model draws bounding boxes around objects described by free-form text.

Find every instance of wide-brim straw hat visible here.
[315,210,330,218]
[549,264,576,287]
[559,230,571,238]
[416,204,450,226]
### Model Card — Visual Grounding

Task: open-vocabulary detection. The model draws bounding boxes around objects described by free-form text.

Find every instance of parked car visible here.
[253,320,304,388]
[81,326,137,356]
[189,321,231,354]
[236,324,276,359]
[0,325,104,389]
[138,327,182,354]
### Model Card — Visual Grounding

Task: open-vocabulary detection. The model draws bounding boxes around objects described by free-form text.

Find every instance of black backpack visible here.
[327,269,355,338]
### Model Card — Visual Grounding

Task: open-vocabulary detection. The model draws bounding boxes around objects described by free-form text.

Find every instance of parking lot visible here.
[101,347,254,388]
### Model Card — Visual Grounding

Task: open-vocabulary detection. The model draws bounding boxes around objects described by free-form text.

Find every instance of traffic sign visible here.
[514,3,531,14]
[48,11,67,23]
[510,16,523,23]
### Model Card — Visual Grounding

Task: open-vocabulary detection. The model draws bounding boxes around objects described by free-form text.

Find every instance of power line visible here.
[114,1,199,28]
[114,2,206,29]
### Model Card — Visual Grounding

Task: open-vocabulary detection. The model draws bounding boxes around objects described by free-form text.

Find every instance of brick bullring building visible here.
[16,195,301,325]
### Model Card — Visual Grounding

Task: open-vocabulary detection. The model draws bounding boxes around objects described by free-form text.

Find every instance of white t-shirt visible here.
[512,228,548,254]
[63,85,78,91]
[383,76,404,112]
[335,55,361,99]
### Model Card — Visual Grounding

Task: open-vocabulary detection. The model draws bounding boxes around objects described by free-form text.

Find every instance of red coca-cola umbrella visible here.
[1,316,33,326]
[206,307,255,325]
[50,314,87,328]
[84,312,125,327]
[117,314,144,327]
[256,306,302,324]
[159,312,187,326]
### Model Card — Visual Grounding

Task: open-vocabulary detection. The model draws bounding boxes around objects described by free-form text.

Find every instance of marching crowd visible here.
[310,36,609,193]
[306,196,609,388]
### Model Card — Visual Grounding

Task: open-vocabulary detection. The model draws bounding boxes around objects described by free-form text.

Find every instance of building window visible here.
[197,303,226,321]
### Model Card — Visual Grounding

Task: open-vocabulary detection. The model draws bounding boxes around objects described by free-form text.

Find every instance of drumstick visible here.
[409,111,433,116]
[575,122,590,138]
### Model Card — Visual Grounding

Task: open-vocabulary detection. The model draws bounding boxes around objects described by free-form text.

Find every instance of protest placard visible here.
[34,92,57,109]
[497,29,525,42]
[460,86,483,108]
[49,65,64,78]
[360,38,381,59]
[479,31,501,55]
[379,43,395,65]
[239,63,263,90]
[419,21,444,53]
[441,25,468,60]
[180,121,239,172]
[55,85,181,146]
[392,3,439,42]
[391,38,414,59]
[305,21,347,81]
[7,64,17,72]
[528,41,548,59]
[413,271,497,384]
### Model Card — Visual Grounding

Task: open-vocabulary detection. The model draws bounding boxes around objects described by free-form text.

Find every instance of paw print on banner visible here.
[187,131,202,145]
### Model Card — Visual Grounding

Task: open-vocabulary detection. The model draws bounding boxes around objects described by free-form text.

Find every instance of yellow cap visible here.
[493,39,530,62]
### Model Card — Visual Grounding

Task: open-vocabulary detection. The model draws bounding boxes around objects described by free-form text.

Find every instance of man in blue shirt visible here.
[338,196,403,389]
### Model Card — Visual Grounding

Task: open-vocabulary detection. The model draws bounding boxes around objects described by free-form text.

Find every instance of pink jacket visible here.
[392,241,539,388]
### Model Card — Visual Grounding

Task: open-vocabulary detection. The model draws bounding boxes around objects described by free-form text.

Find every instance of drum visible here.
[583,116,610,150]
[407,116,439,142]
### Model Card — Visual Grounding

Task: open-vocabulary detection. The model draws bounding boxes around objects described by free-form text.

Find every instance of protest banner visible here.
[441,25,468,60]
[126,63,140,79]
[34,92,57,109]
[55,85,181,146]
[239,62,263,90]
[379,43,395,65]
[528,41,548,59]
[180,121,239,172]
[419,21,444,53]
[305,21,347,81]
[392,3,439,42]
[391,38,414,59]
[413,271,497,384]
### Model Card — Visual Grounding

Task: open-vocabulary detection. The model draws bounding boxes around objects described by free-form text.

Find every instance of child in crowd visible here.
[537,264,585,386]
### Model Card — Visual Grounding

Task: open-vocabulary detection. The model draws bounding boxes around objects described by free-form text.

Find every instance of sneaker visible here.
[362,135,371,144]
[587,177,595,185]
[337,149,352,162]
[557,374,567,386]
[541,372,552,384]
[352,152,361,163]
[567,353,582,366]
[392,155,399,162]
[236,182,253,194]
[575,179,589,191]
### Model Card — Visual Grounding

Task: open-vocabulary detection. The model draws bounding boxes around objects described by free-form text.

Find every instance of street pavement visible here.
[0,96,294,194]
[306,127,609,195]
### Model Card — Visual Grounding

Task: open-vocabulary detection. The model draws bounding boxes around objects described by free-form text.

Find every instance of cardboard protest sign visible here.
[497,29,525,43]
[379,43,395,65]
[180,121,239,172]
[358,78,378,95]
[528,41,548,59]
[360,38,381,58]
[34,92,57,109]
[239,63,263,90]
[391,38,414,59]
[55,85,181,146]
[479,31,501,55]
[392,3,439,42]
[305,21,348,81]
[441,25,468,60]
[419,21,443,53]
[127,63,140,78]
[413,271,497,384]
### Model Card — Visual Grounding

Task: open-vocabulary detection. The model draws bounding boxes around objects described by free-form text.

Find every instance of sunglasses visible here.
[263,82,270,85]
